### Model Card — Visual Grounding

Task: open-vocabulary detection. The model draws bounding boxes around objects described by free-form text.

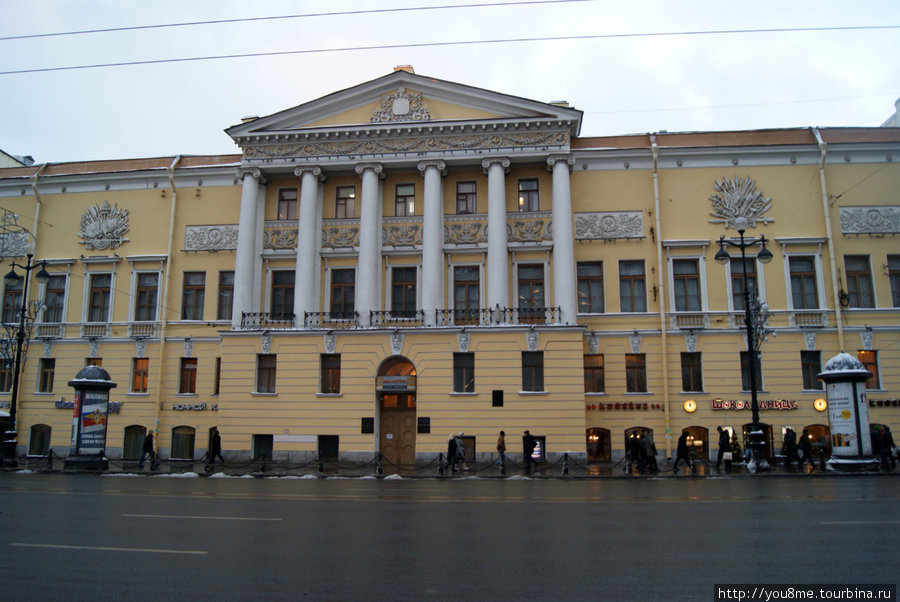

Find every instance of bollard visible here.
[46,449,54,470]
[376,453,384,476]
[438,452,445,476]
[261,453,268,472]
[500,454,506,476]
[562,453,569,476]
[318,457,324,473]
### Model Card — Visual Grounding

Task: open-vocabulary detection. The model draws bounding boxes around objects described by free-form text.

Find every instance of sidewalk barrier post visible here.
[562,453,569,476]
[500,454,506,476]
[261,453,267,472]
[438,453,445,476]
[318,457,324,474]
[376,453,383,476]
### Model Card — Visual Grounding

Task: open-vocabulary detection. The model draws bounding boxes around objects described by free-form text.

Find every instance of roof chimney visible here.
[393,65,415,74]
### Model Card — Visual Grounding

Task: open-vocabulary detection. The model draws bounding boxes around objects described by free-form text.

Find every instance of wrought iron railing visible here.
[434,308,492,326]
[303,311,360,329]
[507,306,561,325]
[370,310,425,327]
[240,312,296,329]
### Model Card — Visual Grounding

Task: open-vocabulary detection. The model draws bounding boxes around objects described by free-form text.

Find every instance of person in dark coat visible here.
[207,429,225,469]
[797,429,812,471]
[138,430,155,469]
[783,428,800,469]
[642,432,659,474]
[523,430,538,471]
[673,431,691,475]
[496,430,507,466]
[715,426,730,471]
[446,434,458,474]
[879,427,896,472]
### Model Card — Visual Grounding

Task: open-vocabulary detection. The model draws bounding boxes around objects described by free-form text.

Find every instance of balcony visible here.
[302,312,360,329]
[35,323,65,339]
[668,312,709,330]
[80,323,110,338]
[240,312,296,330]
[370,310,425,328]
[128,322,160,338]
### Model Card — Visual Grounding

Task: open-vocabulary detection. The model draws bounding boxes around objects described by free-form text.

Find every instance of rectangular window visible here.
[214,357,221,396]
[88,274,111,322]
[42,274,66,323]
[800,350,823,390]
[134,273,159,321]
[844,255,874,308]
[673,259,701,311]
[522,351,544,392]
[330,269,355,318]
[182,272,206,320]
[625,353,647,393]
[2,278,22,323]
[680,352,702,392]
[453,266,480,313]
[277,188,298,221]
[0,359,11,392]
[320,354,341,394]
[730,257,757,311]
[271,271,295,320]
[132,357,149,393]
[456,181,476,214]
[217,271,235,321]
[453,352,475,393]
[789,257,819,309]
[889,255,900,308]
[517,178,539,212]
[517,264,545,323]
[391,267,417,316]
[179,358,197,394]
[740,351,763,392]
[394,183,415,217]
[583,354,605,393]
[619,261,646,313]
[335,186,356,219]
[857,350,880,390]
[39,358,55,393]
[257,354,276,393]
[577,262,604,314]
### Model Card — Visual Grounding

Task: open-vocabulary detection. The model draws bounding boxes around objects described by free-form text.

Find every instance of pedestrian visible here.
[715,426,730,471]
[731,435,742,465]
[628,432,643,474]
[455,432,467,471]
[879,427,895,472]
[446,434,458,474]
[496,430,507,466]
[642,432,659,474]
[672,431,691,475]
[138,429,155,470]
[797,428,812,471]
[783,428,800,469]
[523,430,538,471]
[206,429,225,471]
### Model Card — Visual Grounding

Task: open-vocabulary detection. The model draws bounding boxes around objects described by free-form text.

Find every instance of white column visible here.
[418,160,446,326]
[232,167,263,328]
[483,157,510,322]
[548,154,577,325]
[251,180,266,313]
[355,163,383,327]
[293,166,324,325]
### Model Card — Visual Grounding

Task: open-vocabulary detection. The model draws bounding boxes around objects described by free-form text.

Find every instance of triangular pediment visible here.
[226,70,582,141]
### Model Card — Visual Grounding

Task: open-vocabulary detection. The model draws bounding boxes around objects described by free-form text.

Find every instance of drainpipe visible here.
[29,163,47,244]
[812,129,845,351]
[650,134,672,458]
[152,155,181,452]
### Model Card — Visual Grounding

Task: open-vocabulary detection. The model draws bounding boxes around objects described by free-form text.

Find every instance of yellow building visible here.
[1,69,898,468]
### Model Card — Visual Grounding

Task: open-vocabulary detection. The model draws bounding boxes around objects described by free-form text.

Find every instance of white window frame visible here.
[447,262,484,312]
[385,263,421,314]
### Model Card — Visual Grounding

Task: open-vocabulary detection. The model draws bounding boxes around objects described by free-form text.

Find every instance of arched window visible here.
[171,426,196,460]
[123,425,146,460]
[586,427,611,462]
[28,424,51,456]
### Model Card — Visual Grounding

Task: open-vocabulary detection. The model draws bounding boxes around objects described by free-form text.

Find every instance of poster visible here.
[76,390,109,455]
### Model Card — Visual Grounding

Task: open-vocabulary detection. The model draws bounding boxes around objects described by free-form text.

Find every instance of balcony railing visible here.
[507,306,561,325]
[303,311,360,329]
[240,312,296,330]
[370,310,425,328]
[434,308,492,326]
[790,310,828,328]
[80,323,110,338]
[669,312,709,330]
[128,322,160,338]
[35,323,65,339]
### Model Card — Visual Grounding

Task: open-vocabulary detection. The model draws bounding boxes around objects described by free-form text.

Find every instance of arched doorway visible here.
[804,424,831,463]
[586,427,611,462]
[742,423,774,464]
[682,426,709,462]
[377,356,417,467]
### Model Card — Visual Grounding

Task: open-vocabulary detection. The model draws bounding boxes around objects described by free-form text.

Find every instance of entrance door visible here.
[380,394,416,467]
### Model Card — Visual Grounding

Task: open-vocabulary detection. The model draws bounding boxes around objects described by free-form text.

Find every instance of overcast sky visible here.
[2,0,899,164]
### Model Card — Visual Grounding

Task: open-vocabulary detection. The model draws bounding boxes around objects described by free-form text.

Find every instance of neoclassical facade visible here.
[1,68,898,467]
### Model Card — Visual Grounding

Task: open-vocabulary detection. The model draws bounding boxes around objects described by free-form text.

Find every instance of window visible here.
[801,351,822,390]
[217,271,234,321]
[134,273,159,321]
[584,354,605,393]
[730,257,757,311]
[453,352,475,393]
[271,271,295,320]
[394,183,415,216]
[456,181,476,214]
[453,266,480,314]
[321,354,341,394]
[844,255,874,308]
[335,186,356,219]
[0,359,11,392]
[42,274,66,323]
[132,357,149,393]
[179,358,197,394]
[680,352,702,392]
[2,277,22,323]
[789,257,818,309]
[277,188,298,220]
[181,272,206,320]
[517,178,539,212]
[517,264,545,322]
[171,426,196,460]
[257,354,276,393]
[857,350,880,390]
[391,267,417,317]
[214,358,221,396]
[28,424,51,456]
[672,259,700,311]
[522,351,544,392]
[123,425,145,460]
[619,261,646,312]
[88,274,111,322]
[889,255,900,308]
[38,358,55,392]
[330,269,355,318]
[625,354,647,393]
[740,351,763,392]
[577,262,604,313]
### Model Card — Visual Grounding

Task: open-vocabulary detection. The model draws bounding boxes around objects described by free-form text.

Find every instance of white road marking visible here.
[11,543,207,555]
[123,513,282,521]
[821,520,900,525]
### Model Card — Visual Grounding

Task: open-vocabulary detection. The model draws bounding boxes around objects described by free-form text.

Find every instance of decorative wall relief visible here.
[0,232,28,258]
[630,333,642,354]
[383,223,422,246]
[324,332,336,353]
[371,88,432,123]
[804,332,817,352]
[526,330,539,352]
[78,201,130,250]
[390,332,404,355]
[184,338,194,358]
[445,220,487,245]
[261,333,272,354]
[587,333,599,355]
[575,211,643,240]
[861,330,873,351]
[708,176,773,229]
[322,225,360,249]
[839,206,900,234]
[508,217,552,243]
[457,332,470,353]
[263,225,298,250]
[185,225,239,251]
[685,333,697,353]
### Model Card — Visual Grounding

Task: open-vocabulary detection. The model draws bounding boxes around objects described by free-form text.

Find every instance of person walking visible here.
[879,427,895,472]
[446,434,458,474]
[206,429,225,471]
[523,430,538,472]
[783,428,800,469]
[642,432,659,474]
[731,434,742,465]
[496,430,507,467]
[138,429,155,470]
[797,428,812,471]
[672,431,691,476]
[715,426,730,471]
[455,432,467,472]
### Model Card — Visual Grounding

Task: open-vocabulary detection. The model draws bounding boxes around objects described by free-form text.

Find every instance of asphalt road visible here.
[0,473,897,601]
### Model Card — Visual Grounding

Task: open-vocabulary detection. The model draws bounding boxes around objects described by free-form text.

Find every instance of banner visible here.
[75,390,109,456]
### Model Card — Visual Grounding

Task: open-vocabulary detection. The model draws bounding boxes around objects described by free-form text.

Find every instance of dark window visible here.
[391,267,417,316]
[730,257,757,311]
[321,354,341,394]
[680,352,702,392]
[171,426,196,460]
[134,273,158,321]
[673,259,701,311]
[335,186,356,219]
[330,269,355,318]
[179,358,197,394]
[2,277,22,323]
[277,188,298,221]
[857,350,880,390]
[271,271,295,320]
[517,179,539,212]
[625,353,647,393]
[789,257,818,309]
[257,354,276,393]
[28,424,51,456]
[619,261,646,312]
[214,357,221,396]
[740,351,763,392]
[453,352,475,393]
[217,271,235,321]
[182,272,206,320]
[844,255,874,308]
[889,255,900,308]
[577,262,604,313]
[456,181,476,214]
[88,274,111,322]
[39,358,55,392]
[801,351,823,390]
[0,359,11,392]
[454,266,480,313]
[583,354,605,393]
[132,358,149,393]
[517,264,545,323]
[42,274,66,323]
[395,183,415,217]
[522,351,544,392]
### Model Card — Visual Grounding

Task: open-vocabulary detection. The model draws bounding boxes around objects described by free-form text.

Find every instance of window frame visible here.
[171,426,196,460]
[256,354,277,394]
[217,271,235,321]
[456,181,477,215]
[857,350,881,390]
[329,268,356,319]
[41,274,67,323]
[521,351,545,392]
[583,354,605,394]
[672,258,702,312]
[625,353,648,393]
[132,357,150,393]
[1,277,23,324]
[844,255,875,308]
[680,352,703,393]
[38,357,55,393]
[179,357,198,395]
[577,262,604,314]
[453,352,475,393]
[800,350,823,391]
[619,260,647,313]
[320,353,341,394]
[133,271,160,322]
[87,273,113,323]
[181,271,206,321]
[335,185,356,219]
[270,270,295,320]
[390,266,418,316]
[788,256,820,310]
[740,351,763,392]
[277,187,299,221]
[729,256,759,311]
[517,178,539,212]
[394,183,415,217]
[888,255,900,308]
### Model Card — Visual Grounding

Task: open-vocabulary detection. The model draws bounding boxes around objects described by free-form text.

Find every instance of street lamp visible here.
[715,216,773,473]
[1,252,50,467]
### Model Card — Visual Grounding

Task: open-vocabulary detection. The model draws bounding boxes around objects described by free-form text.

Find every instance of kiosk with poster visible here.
[818,352,876,471]
[64,365,117,471]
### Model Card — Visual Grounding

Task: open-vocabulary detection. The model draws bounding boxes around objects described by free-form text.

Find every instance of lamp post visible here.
[1,252,50,467]
[715,216,773,474]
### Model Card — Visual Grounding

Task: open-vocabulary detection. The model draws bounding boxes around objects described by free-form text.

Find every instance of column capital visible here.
[417,160,446,177]
[293,166,325,180]
[547,154,576,171]
[236,166,266,184]
[482,157,510,174]
[355,163,384,178]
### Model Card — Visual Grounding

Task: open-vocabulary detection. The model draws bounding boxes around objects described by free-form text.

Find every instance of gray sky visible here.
[2,0,899,163]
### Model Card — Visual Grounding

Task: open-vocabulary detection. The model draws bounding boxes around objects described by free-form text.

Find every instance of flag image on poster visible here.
[76,390,109,455]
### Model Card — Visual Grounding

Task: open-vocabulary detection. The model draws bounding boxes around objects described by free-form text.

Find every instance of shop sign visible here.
[377,375,416,392]
[711,399,799,410]
[56,399,121,414]
[588,402,663,411]
[171,402,218,411]
[868,399,900,408]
